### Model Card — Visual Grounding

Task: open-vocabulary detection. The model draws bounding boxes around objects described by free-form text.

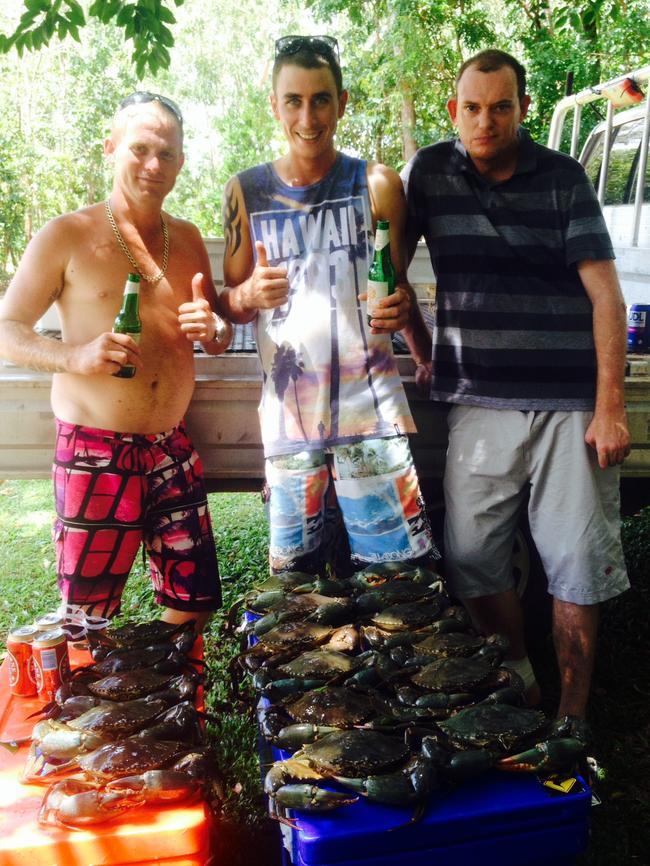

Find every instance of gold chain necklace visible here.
[105,200,169,284]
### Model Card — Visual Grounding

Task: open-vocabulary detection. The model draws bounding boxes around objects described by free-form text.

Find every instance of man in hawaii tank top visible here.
[220,35,438,574]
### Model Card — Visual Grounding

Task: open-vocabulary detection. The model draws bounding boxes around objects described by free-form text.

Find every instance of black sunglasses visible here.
[274,35,339,63]
[119,91,183,126]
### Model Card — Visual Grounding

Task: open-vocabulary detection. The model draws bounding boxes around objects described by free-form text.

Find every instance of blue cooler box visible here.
[276,770,591,866]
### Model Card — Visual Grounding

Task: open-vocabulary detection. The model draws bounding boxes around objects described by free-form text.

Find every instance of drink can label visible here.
[6,625,38,697]
[32,628,70,702]
[627,304,650,353]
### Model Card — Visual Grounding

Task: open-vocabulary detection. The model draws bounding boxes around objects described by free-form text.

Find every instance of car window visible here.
[627,129,650,204]
[583,117,647,205]
[584,132,605,189]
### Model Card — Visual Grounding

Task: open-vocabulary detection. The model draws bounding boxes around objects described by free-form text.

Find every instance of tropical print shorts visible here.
[52,419,221,618]
[265,435,439,574]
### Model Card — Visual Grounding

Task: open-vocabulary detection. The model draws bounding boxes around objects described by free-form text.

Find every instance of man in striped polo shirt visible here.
[402,49,630,736]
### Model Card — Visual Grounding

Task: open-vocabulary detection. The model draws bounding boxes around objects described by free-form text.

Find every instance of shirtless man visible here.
[219,36,436,575]
[0,92,232,631]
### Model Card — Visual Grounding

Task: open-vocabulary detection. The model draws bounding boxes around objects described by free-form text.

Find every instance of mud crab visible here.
[248,593,357,638]
[259,686,391,749]
[38,766,202,829]
[24,700,206,781]
[264,729,438,815]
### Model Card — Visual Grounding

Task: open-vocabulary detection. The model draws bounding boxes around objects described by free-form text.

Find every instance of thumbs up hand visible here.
[243,241,289,311]
[178,273,221,343]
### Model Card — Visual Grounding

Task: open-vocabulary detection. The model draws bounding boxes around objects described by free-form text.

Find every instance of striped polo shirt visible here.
[402,129,614,410]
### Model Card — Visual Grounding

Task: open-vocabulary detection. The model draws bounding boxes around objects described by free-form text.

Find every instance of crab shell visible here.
[413,632,486,659]
[276,649,358,679]
[356,580,440,615]
[89,620,197,660]
[297,729,410,776]
[438,704,548,752]
[371,599,445,632]
[253,622,335,651]
[284,687,377,728]
[78,738,189,782]
[410,657,496,693]
[66,696,173,739]
[87,670,198,702]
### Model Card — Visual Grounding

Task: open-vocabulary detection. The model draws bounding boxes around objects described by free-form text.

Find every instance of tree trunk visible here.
[400,83,418,162]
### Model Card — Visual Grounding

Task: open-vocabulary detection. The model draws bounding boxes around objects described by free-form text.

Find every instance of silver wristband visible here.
[210,312,229,344]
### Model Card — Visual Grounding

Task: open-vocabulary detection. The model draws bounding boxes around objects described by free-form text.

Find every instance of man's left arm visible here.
[366,163,432,365]
[579,258,630,468]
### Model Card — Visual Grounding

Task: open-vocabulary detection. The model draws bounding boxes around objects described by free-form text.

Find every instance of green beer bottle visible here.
[367,219,396,326]
[112,273,141,378]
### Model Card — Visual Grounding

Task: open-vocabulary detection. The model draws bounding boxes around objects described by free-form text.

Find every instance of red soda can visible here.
[31,628,70,702]
[6,625,39,697]
[34,612,64,632]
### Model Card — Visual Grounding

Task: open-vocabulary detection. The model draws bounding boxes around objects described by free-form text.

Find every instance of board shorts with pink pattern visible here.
[52,419,221,618]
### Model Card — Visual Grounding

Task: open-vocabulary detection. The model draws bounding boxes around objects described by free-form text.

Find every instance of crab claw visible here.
[273,783,358,812]
[264,757,323,795]
[335,755,439,807]
[106,769,200,804]
[498,737,586,773]
[276,723,340,751]
[444,749,501,782]
[38,779,144,828]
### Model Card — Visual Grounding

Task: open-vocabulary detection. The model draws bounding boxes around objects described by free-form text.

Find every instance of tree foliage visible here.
[0,0,648,276]
[0,0,184,78]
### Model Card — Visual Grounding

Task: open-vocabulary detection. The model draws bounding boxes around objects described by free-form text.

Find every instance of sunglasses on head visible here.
[274,35,340,63]
[119,91,183,126]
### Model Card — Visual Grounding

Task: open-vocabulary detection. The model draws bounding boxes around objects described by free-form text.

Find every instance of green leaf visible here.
[157,24,174,46]
[19,10,38,27]
[64,0,86,26]
[135,54,147,78]
[68,21,81,42]
[116,4,135,26]
[569,10,583,30]
[158,6,176,23]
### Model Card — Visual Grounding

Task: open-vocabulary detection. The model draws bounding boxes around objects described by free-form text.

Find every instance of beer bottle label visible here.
[367,279,390,317]
[374,228,389,252]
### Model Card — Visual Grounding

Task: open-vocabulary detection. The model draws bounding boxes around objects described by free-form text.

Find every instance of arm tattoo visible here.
[223,188,242,257]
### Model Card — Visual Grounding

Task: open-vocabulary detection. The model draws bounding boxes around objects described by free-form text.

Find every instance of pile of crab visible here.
[229,563,587,821]
[14,619,219,830]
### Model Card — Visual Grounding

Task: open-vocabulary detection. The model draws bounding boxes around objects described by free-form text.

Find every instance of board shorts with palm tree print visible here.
[265,435,439,574]
[52,419,221,619]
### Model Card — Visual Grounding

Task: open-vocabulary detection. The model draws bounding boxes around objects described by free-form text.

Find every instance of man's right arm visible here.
[400,156,433,382]
[0,217,139,375]
[219,176,289,323]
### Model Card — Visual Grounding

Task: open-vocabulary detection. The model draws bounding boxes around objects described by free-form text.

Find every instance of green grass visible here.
[0,480,648,865]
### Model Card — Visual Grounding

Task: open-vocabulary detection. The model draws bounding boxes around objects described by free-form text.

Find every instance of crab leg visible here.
[498,737,586,773]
